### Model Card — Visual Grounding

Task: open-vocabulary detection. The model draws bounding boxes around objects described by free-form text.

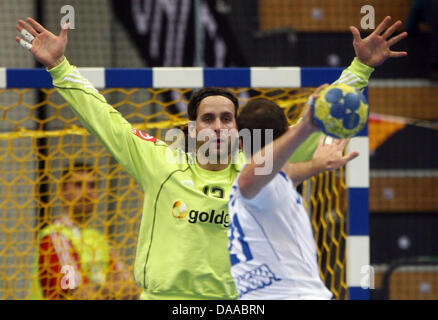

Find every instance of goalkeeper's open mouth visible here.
[216,138,225,146]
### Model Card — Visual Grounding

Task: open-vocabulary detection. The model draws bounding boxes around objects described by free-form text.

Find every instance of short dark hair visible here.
[187,87,239,121]
[237,98,288,156]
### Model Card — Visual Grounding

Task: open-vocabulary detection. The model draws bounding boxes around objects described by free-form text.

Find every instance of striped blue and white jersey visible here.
[228,171,333,300]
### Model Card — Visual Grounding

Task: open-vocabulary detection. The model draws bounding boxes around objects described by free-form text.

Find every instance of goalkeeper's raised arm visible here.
[286,16,408,183]
[15,18,161,190]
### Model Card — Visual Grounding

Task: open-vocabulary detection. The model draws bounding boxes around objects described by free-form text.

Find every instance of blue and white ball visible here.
[311,83,369,138]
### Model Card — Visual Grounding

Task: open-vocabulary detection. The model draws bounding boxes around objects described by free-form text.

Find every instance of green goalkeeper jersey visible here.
[48,57,373,300]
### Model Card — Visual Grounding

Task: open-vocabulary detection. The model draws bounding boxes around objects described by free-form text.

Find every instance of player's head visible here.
[187,87,239,162]
[237,98,288,157]
[60,161,98,224]
[187,87,239,121]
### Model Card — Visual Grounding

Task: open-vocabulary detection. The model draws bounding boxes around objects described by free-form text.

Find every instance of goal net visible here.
[0,67,365,300]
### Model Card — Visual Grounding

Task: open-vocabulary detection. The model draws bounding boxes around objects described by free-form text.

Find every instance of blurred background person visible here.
[29,162,140,300]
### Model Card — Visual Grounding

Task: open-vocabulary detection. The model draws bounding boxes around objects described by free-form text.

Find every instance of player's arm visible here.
[282,136,359,186]
[335,16,407,91]
[287,55,372,165]
[287,16,407,172]
[47,58,154,189]
[287,51,371,166]
[15,18,157,190]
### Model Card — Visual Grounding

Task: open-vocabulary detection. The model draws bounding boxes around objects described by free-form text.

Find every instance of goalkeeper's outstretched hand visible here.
[350,16,408,68]
[16,17,68,69]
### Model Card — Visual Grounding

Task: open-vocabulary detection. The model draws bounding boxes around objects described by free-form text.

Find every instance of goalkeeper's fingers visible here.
[312,83,329,99]
[60,22,70,40]
[16,36,32,50]
[20,28,35,42]
[16,25,36,51]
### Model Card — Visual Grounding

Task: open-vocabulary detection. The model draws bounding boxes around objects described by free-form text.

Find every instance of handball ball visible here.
[311,83,369,138]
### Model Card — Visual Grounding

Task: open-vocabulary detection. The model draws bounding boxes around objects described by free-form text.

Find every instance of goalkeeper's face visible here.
[194,96,238,162]
[61,170,98,223]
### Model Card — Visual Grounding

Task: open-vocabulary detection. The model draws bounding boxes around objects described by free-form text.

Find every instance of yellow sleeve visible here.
[289,58,374,163]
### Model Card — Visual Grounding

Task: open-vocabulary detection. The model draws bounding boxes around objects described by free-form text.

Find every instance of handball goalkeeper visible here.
[16,16,406,299]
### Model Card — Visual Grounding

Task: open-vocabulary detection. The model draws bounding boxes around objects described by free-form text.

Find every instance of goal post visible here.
[0,66,369,300]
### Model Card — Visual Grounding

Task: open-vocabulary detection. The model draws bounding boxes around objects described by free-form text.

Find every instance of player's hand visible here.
[15,17,68,69]
[301,83,329,132]
[350,16,408,68]
[312,136,359,173]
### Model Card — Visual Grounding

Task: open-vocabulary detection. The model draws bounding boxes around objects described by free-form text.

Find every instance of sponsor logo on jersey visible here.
[172,200,188,219]
[234,264,281,298]
[187,209,229,228]
[171,201,228,228]
[131,128,157,143]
